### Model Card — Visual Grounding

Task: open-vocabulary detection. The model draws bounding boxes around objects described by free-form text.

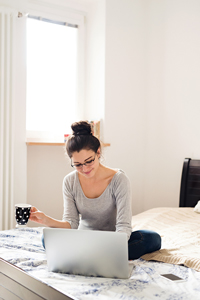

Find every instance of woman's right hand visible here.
[29,206,71,229]
[29,206,47,225]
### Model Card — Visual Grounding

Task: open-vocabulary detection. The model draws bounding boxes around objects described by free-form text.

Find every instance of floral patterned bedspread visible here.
[0,227,200,300]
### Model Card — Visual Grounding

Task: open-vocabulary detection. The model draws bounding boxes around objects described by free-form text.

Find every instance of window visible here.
[26,16,78,141]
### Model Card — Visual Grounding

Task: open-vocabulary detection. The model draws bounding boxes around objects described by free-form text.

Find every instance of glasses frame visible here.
[71,154,97,169]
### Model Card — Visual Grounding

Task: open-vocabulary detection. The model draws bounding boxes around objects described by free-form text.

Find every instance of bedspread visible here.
[132,207,200,271]
[1,226,200,299]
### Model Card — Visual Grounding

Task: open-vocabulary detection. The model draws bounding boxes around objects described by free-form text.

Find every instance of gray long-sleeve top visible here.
[62,169,132,240]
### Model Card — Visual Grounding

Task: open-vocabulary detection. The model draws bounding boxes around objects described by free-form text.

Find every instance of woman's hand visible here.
[29,206,47,225]
[29,206,71,228]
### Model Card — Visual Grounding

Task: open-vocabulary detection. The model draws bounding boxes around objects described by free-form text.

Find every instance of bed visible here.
[1,158,200,300]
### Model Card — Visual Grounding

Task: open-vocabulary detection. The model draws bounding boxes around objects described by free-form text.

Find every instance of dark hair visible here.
[66,121,101,158]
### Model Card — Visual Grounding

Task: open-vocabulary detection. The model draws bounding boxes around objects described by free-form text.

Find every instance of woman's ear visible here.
[97,147,101,158]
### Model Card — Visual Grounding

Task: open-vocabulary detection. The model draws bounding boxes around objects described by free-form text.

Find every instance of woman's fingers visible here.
[30,209,45,224]
[30,206,38,213]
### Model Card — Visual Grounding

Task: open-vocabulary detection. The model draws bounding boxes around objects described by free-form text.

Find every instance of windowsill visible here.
[26,140,110,147]
[26,141,65,146]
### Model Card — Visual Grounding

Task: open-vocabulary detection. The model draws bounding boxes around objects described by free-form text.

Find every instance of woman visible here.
[30,121,161,260]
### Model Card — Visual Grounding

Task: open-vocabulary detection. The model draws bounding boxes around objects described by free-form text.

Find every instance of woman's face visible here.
[71,149,100,178]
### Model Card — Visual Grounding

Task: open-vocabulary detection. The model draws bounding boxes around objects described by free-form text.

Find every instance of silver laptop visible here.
[43,228,130,279]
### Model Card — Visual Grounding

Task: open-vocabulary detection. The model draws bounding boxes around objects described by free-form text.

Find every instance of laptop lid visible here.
[43,228,129,279]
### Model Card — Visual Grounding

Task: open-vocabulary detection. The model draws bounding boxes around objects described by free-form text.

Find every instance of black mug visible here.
[15,204,32,226]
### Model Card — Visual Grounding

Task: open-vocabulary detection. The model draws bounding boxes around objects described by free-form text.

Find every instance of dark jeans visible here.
[128,230,161,260]
[42,229,161,260]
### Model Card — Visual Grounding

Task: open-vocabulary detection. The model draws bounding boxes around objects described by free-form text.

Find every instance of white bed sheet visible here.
[1,227,200,300]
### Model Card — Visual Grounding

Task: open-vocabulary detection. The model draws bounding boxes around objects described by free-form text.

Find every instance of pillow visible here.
[194,200,200,213]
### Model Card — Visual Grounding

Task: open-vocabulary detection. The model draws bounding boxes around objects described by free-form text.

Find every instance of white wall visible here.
[84,0,105,124]
[143,0,200,210]
[87,0,200,214]
[27,0,200,222]
[27,145,71,227]
[103,0,146,214]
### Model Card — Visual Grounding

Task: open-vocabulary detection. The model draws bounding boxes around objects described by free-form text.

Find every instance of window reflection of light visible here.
[26,18,78,136]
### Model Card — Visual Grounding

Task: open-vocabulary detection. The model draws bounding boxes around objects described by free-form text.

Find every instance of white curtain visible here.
[0,8,16,230]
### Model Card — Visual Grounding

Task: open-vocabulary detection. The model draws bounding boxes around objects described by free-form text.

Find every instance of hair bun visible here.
[71,121,92,136]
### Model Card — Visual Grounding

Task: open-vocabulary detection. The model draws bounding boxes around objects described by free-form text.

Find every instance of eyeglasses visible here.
[71,155,96,169]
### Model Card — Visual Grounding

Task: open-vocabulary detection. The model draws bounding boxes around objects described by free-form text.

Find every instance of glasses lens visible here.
[72,155,96,169]
[73,164,82,169]
[85,159,94,167]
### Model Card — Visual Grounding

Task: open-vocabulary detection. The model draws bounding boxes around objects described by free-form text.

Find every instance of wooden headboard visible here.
[180,158,200,207]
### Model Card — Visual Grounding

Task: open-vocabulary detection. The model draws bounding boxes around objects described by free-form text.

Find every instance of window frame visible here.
[25,0,86,142]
